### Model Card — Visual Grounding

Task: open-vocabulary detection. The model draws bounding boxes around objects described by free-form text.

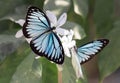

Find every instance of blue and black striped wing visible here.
[22,6,64,64]
[23,6,51,38]
[30,32,64,64]
[77,39,109,64]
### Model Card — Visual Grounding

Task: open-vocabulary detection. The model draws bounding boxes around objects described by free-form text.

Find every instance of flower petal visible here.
[35,55,41,59]
[15,19,25,26]
[55,27,69,36]
[25,38,32,44]
[60,35,68,42]
[57,13,67,27]
[68,29,74,42]
[62,43,71,57]
[46,10,57,26]
[71,48,84,78]
[67,40,76,48]
[15,29,23,38]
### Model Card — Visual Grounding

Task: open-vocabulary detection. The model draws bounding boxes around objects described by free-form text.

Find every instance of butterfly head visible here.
[50,26,56,32]
[52,26,56,29]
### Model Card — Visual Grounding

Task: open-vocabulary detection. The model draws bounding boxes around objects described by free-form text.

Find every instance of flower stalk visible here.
[58,71,62,83]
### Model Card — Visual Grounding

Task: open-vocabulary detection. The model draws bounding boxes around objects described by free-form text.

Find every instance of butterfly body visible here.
[22,6,64,64]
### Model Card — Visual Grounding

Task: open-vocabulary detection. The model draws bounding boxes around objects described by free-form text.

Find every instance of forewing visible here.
[30,32,64,64]
[77,39,109,64]
[23,6,51,38]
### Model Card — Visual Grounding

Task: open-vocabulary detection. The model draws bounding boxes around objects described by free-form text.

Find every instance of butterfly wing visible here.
[77,39,109,64]
[22,6,64,64]
[23,6,50,38]
[30,32,64,64]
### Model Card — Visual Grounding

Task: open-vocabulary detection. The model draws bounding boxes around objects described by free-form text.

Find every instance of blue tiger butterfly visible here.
[22,6,64,64]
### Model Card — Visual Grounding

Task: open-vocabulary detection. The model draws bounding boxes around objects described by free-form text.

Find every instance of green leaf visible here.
[32,0,45,9]
[3,5,27,20]
[94,0,114,37]
[0,35,24,62]
[44,0,71,16]
[0,0,26,18]
[72,0,88,18]
[62,57,76,83]
[0,0,44,20]
[0,43,30,83]
[41,58,58,83]
[10,53,42,83]
[7,0,45,20]
[32,59,42,78]
[114,0,120,20]
[62,57,87,83]
[0,20,21,35]
[98,21,120,81]
[63,21,86,40]
[0,19,24,62]
[77,78,88,83]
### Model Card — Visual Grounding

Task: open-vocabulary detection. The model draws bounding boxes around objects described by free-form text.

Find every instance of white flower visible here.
[60,30,84,78]
[71,47,84,79]
[60,30,76,57]
[46,11,69,36]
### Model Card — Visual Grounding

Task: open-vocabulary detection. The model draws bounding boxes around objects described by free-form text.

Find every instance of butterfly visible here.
[76,39,109,64]
[22,6,64,64]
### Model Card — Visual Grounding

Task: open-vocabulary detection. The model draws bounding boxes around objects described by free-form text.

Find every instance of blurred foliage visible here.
[94,0,114,37]
[98,21,120,82]
[0,0,120,83]
[0,43,30,83]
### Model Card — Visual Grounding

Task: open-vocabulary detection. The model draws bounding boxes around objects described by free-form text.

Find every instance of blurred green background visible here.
[0,0,120,83]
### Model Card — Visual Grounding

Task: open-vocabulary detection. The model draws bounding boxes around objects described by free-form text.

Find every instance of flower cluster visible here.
[15,10,83,79]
